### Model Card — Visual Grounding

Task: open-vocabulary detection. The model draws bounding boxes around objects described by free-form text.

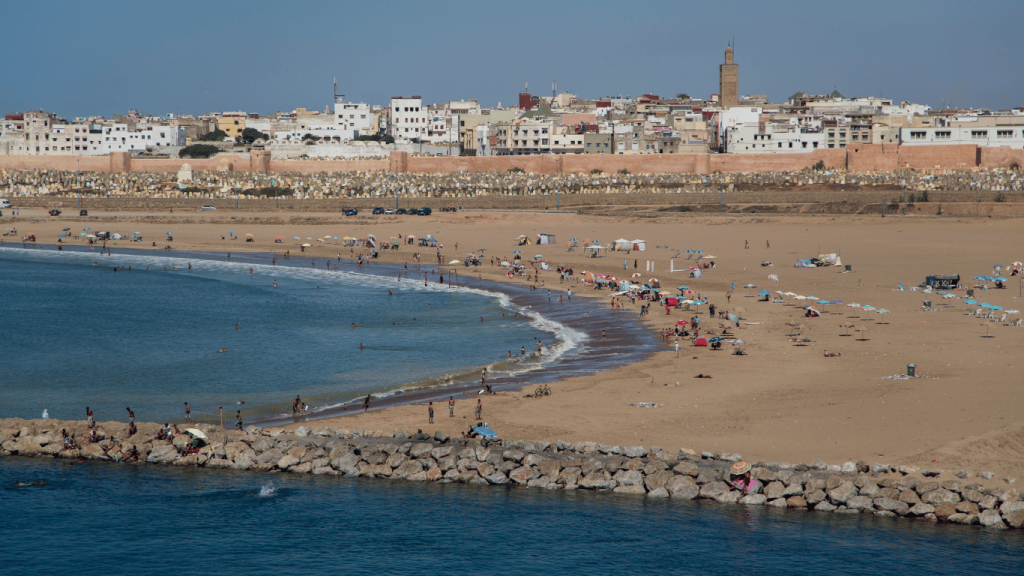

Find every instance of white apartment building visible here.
[1,111,184,155]
[493,119,556,155]
[475,125,491,156]
[900,124,1024,149]
[335,98,373,137]
[389,96,428,141]
[725,123,825,153]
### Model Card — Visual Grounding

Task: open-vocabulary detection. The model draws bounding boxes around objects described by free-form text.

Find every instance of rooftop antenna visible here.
[553,80,556,99]
[334,77,344,104]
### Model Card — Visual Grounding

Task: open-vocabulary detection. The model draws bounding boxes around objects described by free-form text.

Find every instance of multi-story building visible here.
[583,132,612,154]
[389,96,427,141]
[216,113,247,139]
[900,116,1024,149]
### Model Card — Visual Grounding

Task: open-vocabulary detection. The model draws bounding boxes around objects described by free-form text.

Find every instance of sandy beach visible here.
[5,202,1023,483]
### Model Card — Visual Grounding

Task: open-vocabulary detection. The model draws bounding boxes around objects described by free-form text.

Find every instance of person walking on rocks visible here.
[86,407,94,429]
[428,402,434,424]
[126,407,135,424]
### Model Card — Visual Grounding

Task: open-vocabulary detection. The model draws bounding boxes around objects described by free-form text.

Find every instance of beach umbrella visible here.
[226,231,233,235]
[973,276,991,281]
[691,301,704,306]
[728,313,739,323]
[333,236,340,240]
[593,239,601,243]
[478,248,486,252]
[132,232,141,237]
[775,290,784,295]
[631,273,641,278]
[994,264,1004,268]
[732,339,744,346]
[758,289,770,296]
[185,428,209,440]
[448,260,460,264]
[324,235,332,239]
[165,231,172,235]
[855,326,870,340]
[744,284,756,288]
[1006,309,1019,314]
[301,243,311,247]
[709,337,724,343]
[793,295,808,300]
[1012,261,1023,267]
[847,302,860,308]
[840,322,854,336]
[316,239,324,243]
[784,292,797,296]
[877,309,890,314]
[694,250,704,254]
[58,234,66,238]
[989,305,1004,311]
[512,250,522,254]
[861,305,875,311]
[78,232,87,236]
[83,227,91,231]
[246,233,255,238]
[980,303,994,308]
[963,300,977,305]
[677,285,689,290]
[768,274,779,282]
[684,249,694,253]
[817,299,830,305]
[534,254,544,259]
[306,237,313,241]
[676,320,690,325]
[993,277,1008,282]
[570,238,578,242]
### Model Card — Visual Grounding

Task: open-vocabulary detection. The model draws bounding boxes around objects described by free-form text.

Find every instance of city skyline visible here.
[3,0,1023,117]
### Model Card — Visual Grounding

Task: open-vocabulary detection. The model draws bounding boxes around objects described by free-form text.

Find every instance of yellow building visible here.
[216,114,246,139]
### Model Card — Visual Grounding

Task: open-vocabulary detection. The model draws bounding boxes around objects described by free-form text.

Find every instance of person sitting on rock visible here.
[88,429,98,444]
[728,462,761,494]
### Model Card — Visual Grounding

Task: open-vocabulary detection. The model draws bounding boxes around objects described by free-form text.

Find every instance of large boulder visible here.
[644,470,673,492]
[667,476,700,500]
[409,443,434,459]
[908,503,936,516]
[846,496,874,511]
[331,452,360,476]
[921,489,960,505]
[740,494,767,506]
[828,481,858,505]
[392,460,424,479]
[1002,510,1024,529]
[146,444,179,464]
[277,455,300,470]
[873,498,910,516]
[699,481,729,499]
[579,471,615,490]
[613,484,647,495]
[508,465,533,485]
[673,461,699,477]
[612,470,644,487]
[294,426,311,437]
[787,495,808,508]
[558,467,582,486]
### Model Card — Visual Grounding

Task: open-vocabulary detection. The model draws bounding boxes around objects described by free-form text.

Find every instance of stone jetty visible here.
[2,418,1021,530]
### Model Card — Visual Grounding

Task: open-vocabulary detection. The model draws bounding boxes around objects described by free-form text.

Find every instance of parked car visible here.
[343,209,358,216]
[418,207,432,216]
[48,209,61,216]
[200,205,217,210]
[395,208,407,215]
[384,209,395,215]
[372,207,385,215]
[79,209,88,216]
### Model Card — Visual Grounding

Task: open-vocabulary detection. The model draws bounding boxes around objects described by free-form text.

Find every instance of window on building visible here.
[828,143,834,148]
[802,142,808,148]
[971,130,988,138]
[935,131,951,139]
[997,130,1013,138]
[910,131,926,140]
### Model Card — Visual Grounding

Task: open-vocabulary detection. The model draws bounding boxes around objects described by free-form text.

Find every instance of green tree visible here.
[199,129,228,142]
[178,144,220,159]
[355,133,395,145]
[675,93,691,100]
[237,127,270,144]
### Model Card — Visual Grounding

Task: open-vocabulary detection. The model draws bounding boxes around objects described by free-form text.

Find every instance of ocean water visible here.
[0,246,595,424]
[1,457,1021,576]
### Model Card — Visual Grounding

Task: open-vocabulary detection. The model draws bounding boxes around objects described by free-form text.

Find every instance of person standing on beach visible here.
[363,395,371,412]
[675,339,680,358]
[293,396,301,416]
[219,405,224,428]
[428,402,434,424]
[86,407,94,429]
[126,407,134,424]
[475,399,482,420]
[184,402,191,424]
[448,396,455,417]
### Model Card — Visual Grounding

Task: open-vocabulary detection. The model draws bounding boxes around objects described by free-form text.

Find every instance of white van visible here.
[0,199,12,209]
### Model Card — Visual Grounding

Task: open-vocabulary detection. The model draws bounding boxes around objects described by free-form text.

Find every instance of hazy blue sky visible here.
[4,0,1022,117]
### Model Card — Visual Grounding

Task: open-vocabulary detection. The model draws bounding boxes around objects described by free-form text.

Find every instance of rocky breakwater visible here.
[2,419,1022,531]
